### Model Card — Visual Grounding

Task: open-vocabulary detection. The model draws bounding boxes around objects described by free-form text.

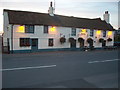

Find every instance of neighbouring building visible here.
[3,2,115,53]
[114,28,120,47]
[115,28,120,35]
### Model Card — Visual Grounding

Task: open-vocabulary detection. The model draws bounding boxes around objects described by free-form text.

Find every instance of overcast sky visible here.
[0,0,119,33]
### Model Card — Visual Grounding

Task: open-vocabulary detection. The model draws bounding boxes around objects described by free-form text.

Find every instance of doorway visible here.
[102,40,106,47]
[31,38,38,52]
[80,40,84,48]
[70,40,76,48]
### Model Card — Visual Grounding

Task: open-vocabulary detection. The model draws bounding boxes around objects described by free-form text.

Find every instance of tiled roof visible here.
[4,9,115,30]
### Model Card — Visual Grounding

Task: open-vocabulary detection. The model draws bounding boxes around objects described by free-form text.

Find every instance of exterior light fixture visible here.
[81,29,87,33]
[96,30,101,35]
[49,26,56,34]
[50,26,56,32]
[80,29,87,35]
[18,25,25,33]
[107,31,112,36]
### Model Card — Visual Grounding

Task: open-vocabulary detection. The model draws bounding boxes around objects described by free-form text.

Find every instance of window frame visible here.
[20,38,30,47]
[103,31,106,37]
[90,29,94,37]
[48,38,54,47]
[25,25,34,33]
[44,25,48,34]
[71,28,76,36]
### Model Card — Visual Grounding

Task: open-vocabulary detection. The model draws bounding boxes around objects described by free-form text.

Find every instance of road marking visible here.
[88,59,120,64]
[1,65,56,71]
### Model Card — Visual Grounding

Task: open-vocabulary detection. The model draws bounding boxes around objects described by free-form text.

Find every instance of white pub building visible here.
[3,2,115,53]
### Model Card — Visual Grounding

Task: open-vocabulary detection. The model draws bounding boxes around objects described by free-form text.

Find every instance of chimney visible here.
[48,2,54,16]
[103,11,110,23]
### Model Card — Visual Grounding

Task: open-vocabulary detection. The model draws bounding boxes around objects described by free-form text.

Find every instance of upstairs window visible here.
[90,29,94,37]
[25,25,34,33]
[20,38,30,47]
[44,25,48,33]
[103,31,106,37]
[48,38,54,46]
[71,28,76,36]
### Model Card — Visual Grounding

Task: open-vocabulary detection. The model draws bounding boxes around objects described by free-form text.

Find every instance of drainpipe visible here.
[11,24,13,54]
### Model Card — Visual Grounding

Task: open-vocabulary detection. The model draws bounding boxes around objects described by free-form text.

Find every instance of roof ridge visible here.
[4,9,102,21]
[4,9,48,15]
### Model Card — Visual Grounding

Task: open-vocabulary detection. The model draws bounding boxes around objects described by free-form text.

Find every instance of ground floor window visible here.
[20,38,30,47]
[48,38,54,46]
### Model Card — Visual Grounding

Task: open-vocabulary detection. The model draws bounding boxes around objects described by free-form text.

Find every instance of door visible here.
[31,39,38,51]
[80,41,84,48]
[70,40,76,48]
[102,40,106,47]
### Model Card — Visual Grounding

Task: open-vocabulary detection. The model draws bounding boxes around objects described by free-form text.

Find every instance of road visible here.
[2,50,119,88]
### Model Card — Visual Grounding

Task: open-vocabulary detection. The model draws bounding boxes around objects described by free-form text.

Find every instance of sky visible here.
[0,0,119,33]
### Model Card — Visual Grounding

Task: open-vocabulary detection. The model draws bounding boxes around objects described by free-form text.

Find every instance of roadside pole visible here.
[0,35,2,90]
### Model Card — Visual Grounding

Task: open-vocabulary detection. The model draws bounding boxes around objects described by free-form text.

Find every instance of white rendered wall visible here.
[106,31,114,46]
[39,26,71,49]
[3,12,12,50]
[3,14,114,51]
[13,25,43,50]
[12,24,115,50]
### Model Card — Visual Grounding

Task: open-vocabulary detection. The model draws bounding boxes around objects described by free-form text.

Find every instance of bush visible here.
[60,37,66,44]
[107,38,112,42]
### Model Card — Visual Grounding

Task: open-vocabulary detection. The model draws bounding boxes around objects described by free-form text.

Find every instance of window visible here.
[25,25,34,33]
[103,31,106,37]
[90,29,94,37]
[20,38,30,47]
[48,38,54,46]
[44,25,48,33]
[71,28,76,36]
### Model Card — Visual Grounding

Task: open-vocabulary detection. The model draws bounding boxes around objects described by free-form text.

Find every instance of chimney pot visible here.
[105,11,108,14]
[50,2,52,7]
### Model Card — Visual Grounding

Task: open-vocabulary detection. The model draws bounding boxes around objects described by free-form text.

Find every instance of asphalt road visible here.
[2,50,119,88]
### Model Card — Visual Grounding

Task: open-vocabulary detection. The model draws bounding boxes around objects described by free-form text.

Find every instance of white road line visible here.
[0,65,56,71]
[88,59,120,64]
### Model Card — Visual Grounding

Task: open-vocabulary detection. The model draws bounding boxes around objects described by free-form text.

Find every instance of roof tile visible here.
[4,9,114,30]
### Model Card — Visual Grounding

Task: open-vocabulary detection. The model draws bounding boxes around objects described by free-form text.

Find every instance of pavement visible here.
[2,50,119,88]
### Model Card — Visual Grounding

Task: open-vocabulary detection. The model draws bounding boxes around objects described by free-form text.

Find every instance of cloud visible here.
[0,0,48,2]
[0,0,119,3]
[0,1,118,32]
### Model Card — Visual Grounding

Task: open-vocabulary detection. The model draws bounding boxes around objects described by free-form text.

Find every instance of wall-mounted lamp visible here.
[50,26,56,32]
[107,31,112,36]
[17,25,25,33]
[96,30,101,35]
